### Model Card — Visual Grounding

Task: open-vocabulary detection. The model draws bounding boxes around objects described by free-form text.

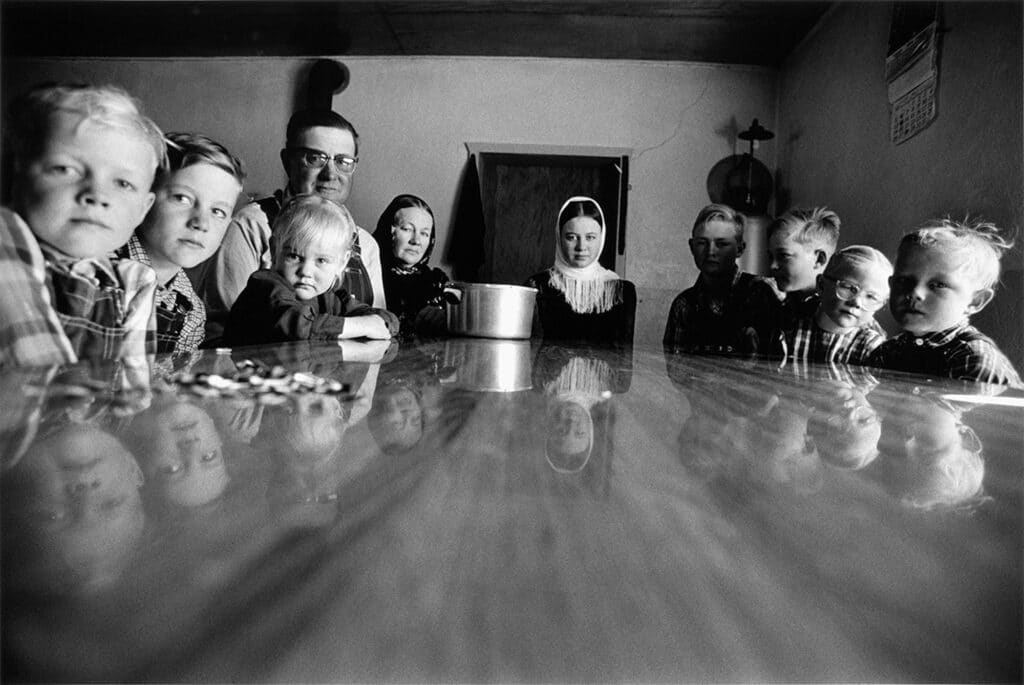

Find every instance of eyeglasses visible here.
[291,147,358,173]
[823,275,887,310]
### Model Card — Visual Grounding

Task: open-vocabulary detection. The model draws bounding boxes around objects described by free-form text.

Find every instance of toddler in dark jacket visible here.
[224,194,397,347]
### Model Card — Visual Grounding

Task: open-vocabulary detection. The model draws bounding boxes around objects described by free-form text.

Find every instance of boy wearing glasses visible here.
[869,219,1020,387]
[774,246,892,365]
[197,109,385,346]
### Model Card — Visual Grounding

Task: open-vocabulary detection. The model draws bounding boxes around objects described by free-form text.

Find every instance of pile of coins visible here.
[172,357,351,404]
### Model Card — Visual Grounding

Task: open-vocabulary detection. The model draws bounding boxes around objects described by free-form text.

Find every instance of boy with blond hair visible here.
[746,207,842,348]
[223,194,397,346]
[117,132,245,356]
[775,245,891,365]
[1,83,167,365]
[663,203,774,353]
[870,219,1021,387]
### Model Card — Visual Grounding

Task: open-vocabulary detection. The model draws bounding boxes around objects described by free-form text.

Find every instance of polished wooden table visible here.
[2,337,1021,683]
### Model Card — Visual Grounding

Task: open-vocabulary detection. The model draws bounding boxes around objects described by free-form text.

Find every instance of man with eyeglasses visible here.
[195,109,385,345]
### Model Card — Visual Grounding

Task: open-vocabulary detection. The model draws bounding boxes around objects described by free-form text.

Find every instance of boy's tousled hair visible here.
[163,132,245,187]
[898,218,1014,291]
[285,109,360,158]
[692,203,745,240]
[767,207,841,251]
[824,245,893,280]
[6,82,168,177]
[271,194,354,265]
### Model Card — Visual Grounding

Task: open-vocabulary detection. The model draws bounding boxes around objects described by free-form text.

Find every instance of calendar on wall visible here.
[886,2,941,145]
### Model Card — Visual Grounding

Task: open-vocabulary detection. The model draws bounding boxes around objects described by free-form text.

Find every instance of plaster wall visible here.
[3,56,779,348]
[776,1,1023,366]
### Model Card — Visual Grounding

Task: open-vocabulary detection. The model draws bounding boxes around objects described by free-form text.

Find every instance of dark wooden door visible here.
[479,153,626,285]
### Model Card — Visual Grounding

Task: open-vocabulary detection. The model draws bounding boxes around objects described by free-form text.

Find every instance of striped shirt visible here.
[869,321,1022,388]
[118,235,205,356]
[776,316,886,366]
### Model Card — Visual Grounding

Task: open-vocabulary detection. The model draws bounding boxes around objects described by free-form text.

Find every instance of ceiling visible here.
[2,1,832,66]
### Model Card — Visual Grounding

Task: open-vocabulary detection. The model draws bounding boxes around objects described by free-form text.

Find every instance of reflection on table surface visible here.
[1,338,1021,683]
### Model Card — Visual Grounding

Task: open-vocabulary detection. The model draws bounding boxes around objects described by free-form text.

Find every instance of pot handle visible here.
[442,284,463,305]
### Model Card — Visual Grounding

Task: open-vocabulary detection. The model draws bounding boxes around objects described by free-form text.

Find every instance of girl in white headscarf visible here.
[524,196,636,346]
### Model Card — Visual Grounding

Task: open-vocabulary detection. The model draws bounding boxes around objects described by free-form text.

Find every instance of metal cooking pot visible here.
[441,338,533,392]
[444,282,538,340]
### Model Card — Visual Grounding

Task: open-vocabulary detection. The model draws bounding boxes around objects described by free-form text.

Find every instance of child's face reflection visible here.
[27,424,144,527]
[809,385,881,469]
[376,387,424,451]
[551,401,591,456]
[879,395,985,508]
[146,402,228,507]
[15,424,145,592]
[280,394,346,463]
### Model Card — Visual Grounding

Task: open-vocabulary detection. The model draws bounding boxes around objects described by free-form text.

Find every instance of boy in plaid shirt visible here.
[116,132,244,356]
[870,219,1021,388]
[745,207,842,350]
[774,245,891,365]
[663,203,774,353]
[1,83,167,366]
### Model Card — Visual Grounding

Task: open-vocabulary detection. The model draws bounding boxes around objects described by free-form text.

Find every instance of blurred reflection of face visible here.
[809,385,881,469]
[880,398,984,507]
[752,398,819,488]
[15,424,145,592]
[282,394,345,464]
[551,401,592,456]
[376,387,423,451]
[146,402,228,507]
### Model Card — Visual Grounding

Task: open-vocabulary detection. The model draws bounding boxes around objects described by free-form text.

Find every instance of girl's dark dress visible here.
[525,269,637,347]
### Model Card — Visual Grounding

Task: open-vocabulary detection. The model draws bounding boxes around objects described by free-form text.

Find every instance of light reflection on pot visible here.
[441,338,533,392]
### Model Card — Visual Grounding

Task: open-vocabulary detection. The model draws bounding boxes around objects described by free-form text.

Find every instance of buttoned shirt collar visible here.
[897,320,971,348]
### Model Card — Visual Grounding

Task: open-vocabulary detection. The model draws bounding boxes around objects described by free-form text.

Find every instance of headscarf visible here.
[373,194,437,274]
[549,196,621,314]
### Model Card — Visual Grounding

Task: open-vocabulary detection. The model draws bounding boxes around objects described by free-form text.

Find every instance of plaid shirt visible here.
[40,239,157,362]
[776,316,886,366]
[117,235,205,356]
[0,208,76,366]
[742,284,822,353]
[869,321,1023,388]
[663,270,773,353]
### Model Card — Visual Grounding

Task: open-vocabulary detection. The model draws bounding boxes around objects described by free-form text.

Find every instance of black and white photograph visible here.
[1,1,1021,682]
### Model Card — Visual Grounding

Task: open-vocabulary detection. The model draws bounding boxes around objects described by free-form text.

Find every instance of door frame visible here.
[465,142,632,277]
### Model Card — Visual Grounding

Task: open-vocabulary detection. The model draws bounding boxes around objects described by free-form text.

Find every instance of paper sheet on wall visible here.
[886,10,940,145]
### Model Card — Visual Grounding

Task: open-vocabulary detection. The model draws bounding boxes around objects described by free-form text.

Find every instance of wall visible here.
[776,2,1024,366]
[2,56,779,349]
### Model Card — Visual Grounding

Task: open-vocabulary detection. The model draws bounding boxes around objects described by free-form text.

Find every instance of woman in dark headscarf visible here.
[373,194,450,335]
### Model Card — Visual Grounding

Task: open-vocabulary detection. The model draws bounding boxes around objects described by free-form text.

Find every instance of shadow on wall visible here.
[445,154,486,283]
[974,265,1023,369]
